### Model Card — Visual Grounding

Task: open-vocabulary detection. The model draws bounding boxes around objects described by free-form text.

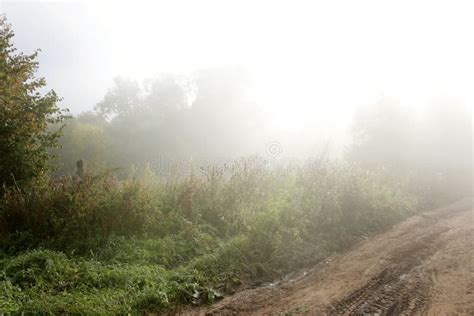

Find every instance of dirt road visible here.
[185,198,474,315]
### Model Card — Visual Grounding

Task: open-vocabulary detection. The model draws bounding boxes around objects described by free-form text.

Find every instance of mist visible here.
[3,1,472,173]
[0,1,473,314]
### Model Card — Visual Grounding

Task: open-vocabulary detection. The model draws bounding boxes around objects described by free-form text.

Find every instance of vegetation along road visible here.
[184,198,474,315]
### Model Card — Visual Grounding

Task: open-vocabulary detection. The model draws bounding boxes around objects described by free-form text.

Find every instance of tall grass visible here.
[0,158,440,313]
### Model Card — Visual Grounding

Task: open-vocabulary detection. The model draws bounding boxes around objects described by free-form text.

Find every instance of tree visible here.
[51,113,113,174]
[95,77,141,119]
[347,96,472,196]
[0,17,68,186]
[93,74,194,165]
[186,67,264,157]
[347,97,414,170]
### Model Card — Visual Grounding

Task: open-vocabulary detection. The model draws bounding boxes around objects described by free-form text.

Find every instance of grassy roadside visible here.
[0,159,441,314]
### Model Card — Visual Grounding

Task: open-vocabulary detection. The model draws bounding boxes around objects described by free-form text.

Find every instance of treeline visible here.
[50,70,267,175]
[53,74,472,199]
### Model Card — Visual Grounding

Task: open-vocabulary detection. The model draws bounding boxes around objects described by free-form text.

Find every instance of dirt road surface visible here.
[184,198,474,315]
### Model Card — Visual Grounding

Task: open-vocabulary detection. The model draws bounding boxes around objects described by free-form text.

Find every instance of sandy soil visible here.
[181,198,474,315]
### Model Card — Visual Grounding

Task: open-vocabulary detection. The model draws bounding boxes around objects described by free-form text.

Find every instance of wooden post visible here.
[76,159,84,179]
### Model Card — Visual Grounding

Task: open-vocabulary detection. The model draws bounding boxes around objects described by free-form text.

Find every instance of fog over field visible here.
[0,1,472,314]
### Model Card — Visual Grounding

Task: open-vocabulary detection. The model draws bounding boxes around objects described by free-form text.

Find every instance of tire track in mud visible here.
[327,230,444,315]
[328,267,430,315]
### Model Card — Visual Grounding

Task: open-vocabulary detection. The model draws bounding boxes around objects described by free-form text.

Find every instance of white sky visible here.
[2,0,474,131]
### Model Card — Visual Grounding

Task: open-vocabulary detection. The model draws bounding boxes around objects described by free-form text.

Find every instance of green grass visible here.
[0,158,439,313]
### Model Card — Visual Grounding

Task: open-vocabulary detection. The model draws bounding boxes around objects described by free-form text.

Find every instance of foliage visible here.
[0,15,465,315]
[348,97,472,196]
[49,113,113,174]
[54,68,265,172]
[0,17,68,186]
[0,159,427,313]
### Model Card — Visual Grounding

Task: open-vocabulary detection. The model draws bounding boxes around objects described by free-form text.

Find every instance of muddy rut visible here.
[182,198,474,315]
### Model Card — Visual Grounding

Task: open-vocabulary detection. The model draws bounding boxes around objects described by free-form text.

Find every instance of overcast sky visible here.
[1,0,473,130]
